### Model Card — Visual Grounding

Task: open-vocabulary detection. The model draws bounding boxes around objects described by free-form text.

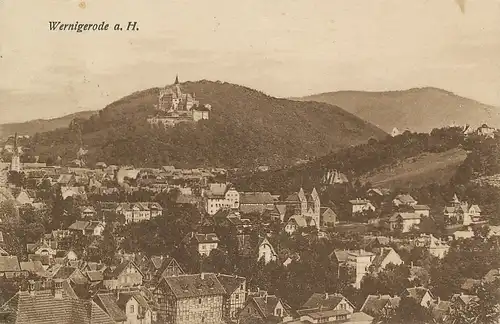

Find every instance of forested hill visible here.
[0,111,97,139]
[294,87,500,133]
[233,127,499,195]
[28,80,386,168]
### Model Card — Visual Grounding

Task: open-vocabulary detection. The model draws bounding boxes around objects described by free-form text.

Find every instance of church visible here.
[284,188,321,230]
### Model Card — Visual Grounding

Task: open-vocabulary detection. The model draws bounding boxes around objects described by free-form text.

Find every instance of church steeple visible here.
[174,74,179,85]
[13,133,18,155]
[10,133,21,172]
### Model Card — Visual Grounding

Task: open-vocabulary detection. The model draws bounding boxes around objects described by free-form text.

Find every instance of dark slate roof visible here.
[370,247,397,270]
[216,274,245,294]
[161,273,226,299]
[117,291,149,309]
[86,271,104,282]
[239,192,275,205]
[107,261,142,279]
[0,256,20,272]
[53,267,77,280]
[402,287,434,303]
[19,261,48,277]
[0,290,115,324]
[300,293,351,313]
[249,294,281,319]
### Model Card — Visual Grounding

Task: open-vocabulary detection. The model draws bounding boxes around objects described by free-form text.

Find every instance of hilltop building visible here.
[147,76,212,127]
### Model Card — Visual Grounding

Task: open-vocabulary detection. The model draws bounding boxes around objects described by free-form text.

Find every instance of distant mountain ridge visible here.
[27,80,387,168]
[0,111,98,139]
[294,87,500,133]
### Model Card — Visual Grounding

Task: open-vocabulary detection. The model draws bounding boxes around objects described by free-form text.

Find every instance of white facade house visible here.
[205,183,240,215]
[258,237,278,265]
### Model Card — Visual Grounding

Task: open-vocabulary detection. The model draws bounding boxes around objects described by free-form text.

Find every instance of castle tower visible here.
[174,74,179,85]
[10,133,21,173]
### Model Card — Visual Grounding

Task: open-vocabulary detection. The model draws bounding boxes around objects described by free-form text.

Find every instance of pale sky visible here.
[1,0,500,123]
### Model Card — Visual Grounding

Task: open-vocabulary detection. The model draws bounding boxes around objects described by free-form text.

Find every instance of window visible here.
[236,294,239,301]
[276,308,282,317]
[198,298,202,304]
[130,305,135,313]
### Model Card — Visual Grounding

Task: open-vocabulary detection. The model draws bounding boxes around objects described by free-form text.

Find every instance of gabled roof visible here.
[0,290,115,324]
[19,261,48,277]
[106,261,142,279]
[216,274,245,294]
[0,256,21,272]
[360,295,400,317]
[160,273,226,299]
[371,247,400,270]
[394,194,417,204]
[402,287,435,303]
[412,205,430,211]
[117,291,149,310]
[86,271,104,282]
[389,212,421,221]
[299,293,354,313]
[249,293,287,319]
[239,192,274,205]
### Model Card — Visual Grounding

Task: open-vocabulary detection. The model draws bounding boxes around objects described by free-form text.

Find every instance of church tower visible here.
[10,133,21,172]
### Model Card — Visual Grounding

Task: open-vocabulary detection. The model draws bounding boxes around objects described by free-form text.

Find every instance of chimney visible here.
[325,292,329,299]
[28,280,36,297]
[200,272,205,280]
[52,279,64,299]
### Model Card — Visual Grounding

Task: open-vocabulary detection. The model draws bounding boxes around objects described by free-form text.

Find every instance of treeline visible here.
[234,127,468,194]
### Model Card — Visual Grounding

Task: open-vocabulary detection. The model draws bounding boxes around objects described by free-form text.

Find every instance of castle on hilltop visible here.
[147,75,212,127]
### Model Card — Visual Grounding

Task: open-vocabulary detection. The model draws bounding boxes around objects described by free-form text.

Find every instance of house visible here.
[116,202,163,224]
[443,194,483,226]
[68,220,105,236]
[392,194,418,207]
[204,183,240,215]
[320,207,337,228]
[116,291,152,324]
[292,293,373,324]
[153,273,226,324]
[477,123,496,138]
[80,206,97,219]
[239,290,290,324]
[52,266,88,285]
[283,188,321,230]
[333,250,375,289]
[103,261,143,290]
[349,199,376,214]
[284,215,316,235]
[183,232,219,257]
[401,287,435,308]
[155,256,185,281]
[258,236,278,265]
[369,247,403,272]
[451,293,479,309]
[360,294,400,319]
[388,212,422,233]
[299,293,355,315]
[15,189,34,206]
[60,186,87,200]
[19,261,49,277]
[0,280,115,324]
[0,255,24,278]
[239,192,275,215]
[216,274,246,320]
[411,205,430,217]
[427,235,450,259]
[366,188,391,200]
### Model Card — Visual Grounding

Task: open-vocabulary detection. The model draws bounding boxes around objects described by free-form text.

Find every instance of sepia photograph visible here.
[0,0,500,323]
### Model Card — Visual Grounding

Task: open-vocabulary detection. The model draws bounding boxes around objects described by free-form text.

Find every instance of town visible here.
[0,114,499,324]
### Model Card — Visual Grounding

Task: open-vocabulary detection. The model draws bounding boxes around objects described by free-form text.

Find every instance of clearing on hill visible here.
[360,148,467,188]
